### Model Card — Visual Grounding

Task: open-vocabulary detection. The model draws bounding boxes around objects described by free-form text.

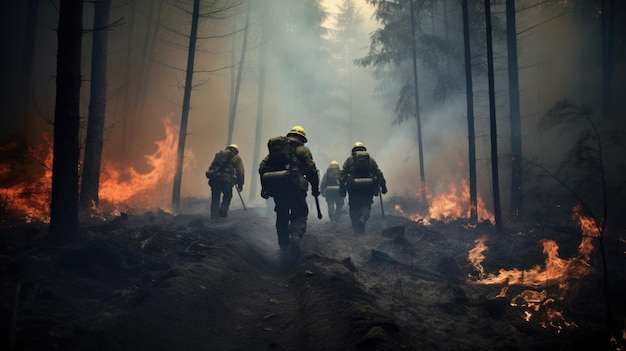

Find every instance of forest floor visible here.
[1,196,625,351]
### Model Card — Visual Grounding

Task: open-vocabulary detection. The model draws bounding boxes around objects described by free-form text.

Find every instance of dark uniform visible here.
[205,144,245,218]
[320,161,344,222]
[259,126,320,257]
[339,142,387,234]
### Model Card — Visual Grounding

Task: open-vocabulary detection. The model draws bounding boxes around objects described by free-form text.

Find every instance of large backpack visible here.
[326,166,340,185]
[207,149,235,183]
[352,151,372,178]
[261,136,300,195]
[350,151,376,193]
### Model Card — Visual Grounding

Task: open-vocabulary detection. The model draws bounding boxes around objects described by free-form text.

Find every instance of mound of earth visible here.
[1,198,624,350]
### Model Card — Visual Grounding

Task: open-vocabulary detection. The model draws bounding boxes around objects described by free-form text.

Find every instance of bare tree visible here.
[484,0,503,232]
[80,0,112,213]
[48,0,84,242]
[462,0,478,223]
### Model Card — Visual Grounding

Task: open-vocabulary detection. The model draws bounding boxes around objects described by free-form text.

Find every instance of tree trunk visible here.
[462,0,478,223]
[120,0,136,164]
[48,0,83,242]
[171,0,200,211]
[506,0,523,222]
[249,0,268,202]
[227,2,251,146]
[79,0,111,212]
[409,0,426,201]
[484,0,503,232]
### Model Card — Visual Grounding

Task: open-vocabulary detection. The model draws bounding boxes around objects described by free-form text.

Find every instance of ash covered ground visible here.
[1,196,624,350]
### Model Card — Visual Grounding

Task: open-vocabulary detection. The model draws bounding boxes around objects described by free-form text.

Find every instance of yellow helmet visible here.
[287,125,307,143]
[330,160,339,166]
[228,144,239,153]
[352,141,366,151]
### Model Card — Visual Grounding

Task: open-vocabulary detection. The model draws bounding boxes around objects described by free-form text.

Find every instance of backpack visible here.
[349,151,376,194]
[352,151,372,178]
[207,149,235,183]
[261,136,300,195]
[326,166,340,186]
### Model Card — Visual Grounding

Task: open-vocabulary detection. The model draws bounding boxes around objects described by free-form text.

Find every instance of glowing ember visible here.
[395,179,494,224]
[467,205,599,331]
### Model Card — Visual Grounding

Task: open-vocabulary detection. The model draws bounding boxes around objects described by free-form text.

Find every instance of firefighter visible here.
[205,144,245,219]
[339,142,387,234]
[320,160,344,222]
[259,126,320,259]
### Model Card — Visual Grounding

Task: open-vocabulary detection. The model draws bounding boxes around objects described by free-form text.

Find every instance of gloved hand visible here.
[381,184,388,194]
[236,184,243,192]
[339,187,346,197]
[261,189,270,199]
[312,187,320,197]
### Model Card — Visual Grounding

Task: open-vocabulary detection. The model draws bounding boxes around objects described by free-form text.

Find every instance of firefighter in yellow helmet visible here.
[205,144,245,219]
[320,160,344,222]
[259,126,320,261]
[339,142,387,234]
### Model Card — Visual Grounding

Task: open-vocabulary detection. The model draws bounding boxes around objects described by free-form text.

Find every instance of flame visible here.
[99,115,194,213]
[467,206,599,331]
[395,179,494,224]
[1,115,195,222]
[0,134,53,223]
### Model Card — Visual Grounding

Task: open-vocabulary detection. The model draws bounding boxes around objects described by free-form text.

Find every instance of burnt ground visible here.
[0,196,625,351]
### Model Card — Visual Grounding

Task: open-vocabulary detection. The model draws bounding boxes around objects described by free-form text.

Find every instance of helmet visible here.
[352,141,366,152]
[287,125,307,143]
[330,160,339,166]
[228,144,239,153]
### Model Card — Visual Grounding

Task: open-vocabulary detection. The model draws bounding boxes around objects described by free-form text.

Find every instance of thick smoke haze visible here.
[0,0,624,220]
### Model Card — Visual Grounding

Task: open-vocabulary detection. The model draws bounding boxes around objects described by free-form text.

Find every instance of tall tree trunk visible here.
[462,0,478,223]
[227,2,251,146]
[484,0,502,232]
[409,0,426,201]
[79,0,111,212]
[49,0,83,242]
[171,0,200,211]
[506,0,523,222]
[249,0,268,202]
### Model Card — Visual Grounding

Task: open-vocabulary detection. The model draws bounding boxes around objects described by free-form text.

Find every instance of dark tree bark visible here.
[48,0,83,242]
[506,0,523,222]
[409,0,426,201]
[227,2,251,146]
[601,0,614,119]
[462,0,478,223]
[249,0,268,202]
[79,0,111,212]
[171,0,200,211]
[484,0,502,232]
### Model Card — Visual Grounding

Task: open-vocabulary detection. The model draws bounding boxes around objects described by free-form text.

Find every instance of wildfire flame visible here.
[1,115,194,222]
[467,206,599,331]
[0,134,53,223]
[395,179,494,224]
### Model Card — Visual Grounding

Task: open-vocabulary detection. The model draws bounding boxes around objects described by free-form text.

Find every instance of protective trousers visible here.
[325,195,344,222]
[272,189,309,249]
[210,181,233,218]
[348,191,373,234]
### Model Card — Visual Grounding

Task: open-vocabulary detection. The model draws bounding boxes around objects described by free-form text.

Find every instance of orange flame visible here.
[0,134,53,223]
[467,206,599,331]
[1,115,194,222]
[395,179,494,224]
[99,116,193,213]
